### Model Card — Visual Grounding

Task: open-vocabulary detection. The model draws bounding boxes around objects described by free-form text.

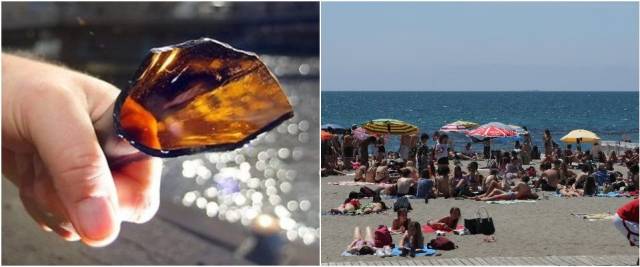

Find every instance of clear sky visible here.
[321,2,639,91]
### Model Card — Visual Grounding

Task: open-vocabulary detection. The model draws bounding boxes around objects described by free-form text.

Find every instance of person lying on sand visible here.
[360,195,388,214]
[427,207,461,231]
[346,226,376,255]
[330,192,361,214]
[399,221,425,257]
[473,177,538,201]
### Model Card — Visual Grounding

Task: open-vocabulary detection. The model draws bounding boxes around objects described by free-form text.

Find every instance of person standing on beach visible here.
[435,134,450,170]
[543,129,553,159]
[376,136,386,161]
[415,133,432,178]
[359,136,376,168]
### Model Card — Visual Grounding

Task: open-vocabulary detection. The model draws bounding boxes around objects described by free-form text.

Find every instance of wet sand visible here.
[321,160,638,263]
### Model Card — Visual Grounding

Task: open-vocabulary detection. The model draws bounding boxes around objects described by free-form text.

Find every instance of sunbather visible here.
[360,195,388,214]
[330,192,361,214]
[346,226,376,255]
[474,177,538,201]
[426,207,461,231]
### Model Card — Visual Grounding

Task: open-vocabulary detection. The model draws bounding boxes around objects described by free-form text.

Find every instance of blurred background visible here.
[2,2,319,265]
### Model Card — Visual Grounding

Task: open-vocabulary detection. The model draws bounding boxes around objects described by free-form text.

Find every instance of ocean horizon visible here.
[321,91,639,152]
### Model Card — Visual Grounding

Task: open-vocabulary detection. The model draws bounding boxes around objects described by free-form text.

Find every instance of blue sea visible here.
[321,91,639,151]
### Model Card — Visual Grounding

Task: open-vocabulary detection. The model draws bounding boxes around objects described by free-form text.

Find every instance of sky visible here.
[321,2,639,91]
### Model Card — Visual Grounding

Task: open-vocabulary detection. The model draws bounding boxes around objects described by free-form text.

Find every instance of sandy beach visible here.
[320,160,638,263]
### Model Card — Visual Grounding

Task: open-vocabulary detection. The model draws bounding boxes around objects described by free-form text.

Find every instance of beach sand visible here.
[321,160,638,263]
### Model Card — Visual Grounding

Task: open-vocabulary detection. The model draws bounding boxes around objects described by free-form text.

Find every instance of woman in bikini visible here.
[474,177,538,201]
[346,226,376,255]
[427,207,461,231]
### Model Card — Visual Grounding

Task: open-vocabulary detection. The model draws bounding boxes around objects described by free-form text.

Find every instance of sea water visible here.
[321,91,639,152]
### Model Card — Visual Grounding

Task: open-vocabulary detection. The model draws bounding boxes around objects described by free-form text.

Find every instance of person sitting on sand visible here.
[474,177,538,201]
[405,160,420,181]
[539,160,561,191]
[427,207,461,231]
[396,168,415,196]
[451,165,473,197]
[354,165,367,182]
[330,192,361,214]
[458,143,477,160]
[375,160,390,183]
[346,226,376,255]
[593,163,610,187]
[434,166,452,198]
[391,209,411,234]
[364,161,378,183]
[399,221,424,257]
[559,162,577,185]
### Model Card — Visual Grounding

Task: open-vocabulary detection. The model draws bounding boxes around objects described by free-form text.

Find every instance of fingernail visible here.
[76,196,116,242]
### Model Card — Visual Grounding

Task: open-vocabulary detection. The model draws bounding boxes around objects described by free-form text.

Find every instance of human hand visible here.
[2,54,163,246]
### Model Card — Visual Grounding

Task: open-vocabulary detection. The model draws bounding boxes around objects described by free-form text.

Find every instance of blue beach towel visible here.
[596,192,622,198]
[391,245,437,257]
[382,194,416,200]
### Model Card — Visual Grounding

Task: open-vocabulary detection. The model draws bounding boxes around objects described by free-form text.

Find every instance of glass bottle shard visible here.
[114,38,294,157]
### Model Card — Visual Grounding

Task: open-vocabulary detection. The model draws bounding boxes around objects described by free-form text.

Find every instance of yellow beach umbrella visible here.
[362,119,418,135]
[560,129,601,144]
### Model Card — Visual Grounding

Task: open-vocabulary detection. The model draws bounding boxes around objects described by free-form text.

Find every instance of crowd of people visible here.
[324,125,639,257]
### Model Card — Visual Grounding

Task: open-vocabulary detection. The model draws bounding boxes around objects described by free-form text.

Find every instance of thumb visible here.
[26,88,120,246]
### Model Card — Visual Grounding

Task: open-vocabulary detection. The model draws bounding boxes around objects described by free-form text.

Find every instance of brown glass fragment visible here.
[114,38,293,157]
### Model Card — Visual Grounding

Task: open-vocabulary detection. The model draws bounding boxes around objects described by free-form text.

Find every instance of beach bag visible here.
[464,207,495,235]
[373,225,393,248]
[393,195,412,212]
[415,178,432,199]
[428,237,456,250]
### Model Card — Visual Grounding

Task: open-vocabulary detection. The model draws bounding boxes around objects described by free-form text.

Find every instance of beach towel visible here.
[327,181,376,186]
[572,212,615,221]
[390,245,438,257]
[422,224,464,234]
[596,192,622,198]
[486,200,537,204]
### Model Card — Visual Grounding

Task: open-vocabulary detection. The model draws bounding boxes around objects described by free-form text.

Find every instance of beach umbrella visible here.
[507,124,528,136]
[440,120,480,133]
[466,122,517,139]
[560,129,601,144]
[320,130,333,141]
[352,127,370,141]
[362,119,419,135]
[321,123,346,134]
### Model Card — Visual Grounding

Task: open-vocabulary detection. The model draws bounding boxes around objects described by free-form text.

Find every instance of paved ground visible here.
[323,254,639,266]
[320,160,638,264]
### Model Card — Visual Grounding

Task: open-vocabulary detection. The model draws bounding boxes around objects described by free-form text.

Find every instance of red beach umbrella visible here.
[467,122,517,138]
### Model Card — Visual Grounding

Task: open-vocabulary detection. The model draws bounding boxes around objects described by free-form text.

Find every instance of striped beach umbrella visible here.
[440,120,480,133]
[467,122,517,138]
[362,119,418,135]
[560,129,601,144]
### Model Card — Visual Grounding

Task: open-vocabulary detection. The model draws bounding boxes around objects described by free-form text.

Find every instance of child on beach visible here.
[399,221,424,257]
[427,207,461,231]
